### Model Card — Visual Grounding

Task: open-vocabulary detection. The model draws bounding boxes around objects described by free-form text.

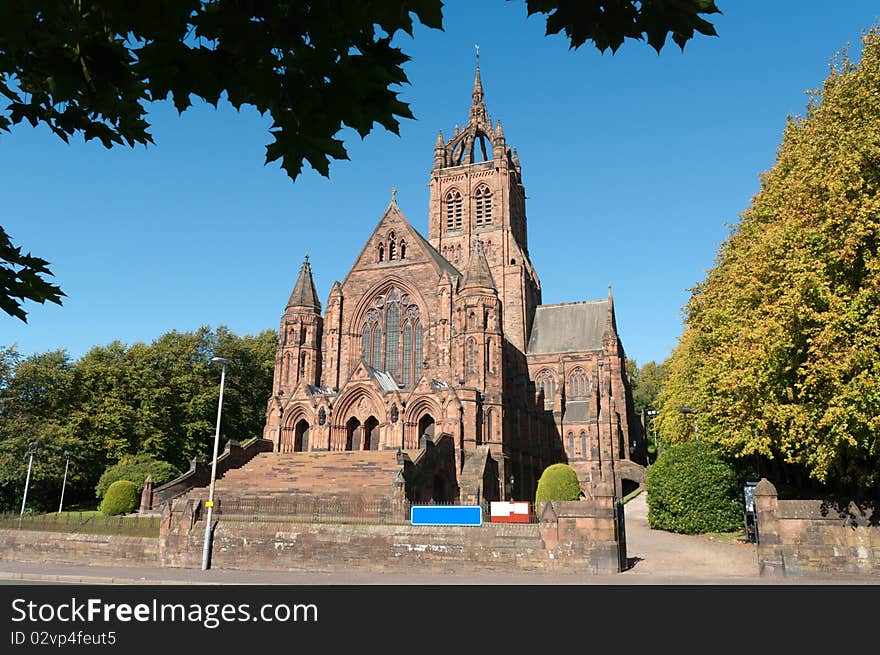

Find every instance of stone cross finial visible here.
[391,187,397,203]
[475,44,480,68]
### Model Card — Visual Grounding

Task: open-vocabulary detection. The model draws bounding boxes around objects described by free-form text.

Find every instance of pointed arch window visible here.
[568,432,574,458]
[385,303,399,377]
[446,190,463,230]
[402,322,413,386]
[475,185,492,226]
[569,368,588,398]
[362,324,371,363]
[580,431,588,460]
[538,371,555,409]
[414,320,424,380]
[389,241,397,260]
[400,240,406,259]
[371,324,382,369]
[378,244,385,262]
[486,409,493,442]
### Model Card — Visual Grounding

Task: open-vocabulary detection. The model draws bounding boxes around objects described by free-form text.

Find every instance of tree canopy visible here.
[0,1,720,320]
[0,326,276,512]
[657,28,880,496]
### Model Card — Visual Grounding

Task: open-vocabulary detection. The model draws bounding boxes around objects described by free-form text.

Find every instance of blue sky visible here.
[3,3,879,367]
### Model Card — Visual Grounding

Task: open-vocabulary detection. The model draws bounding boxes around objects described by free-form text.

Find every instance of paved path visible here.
[621,491,759,581]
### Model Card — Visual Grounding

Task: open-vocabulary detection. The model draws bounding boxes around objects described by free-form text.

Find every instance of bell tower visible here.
[273,256,323,396]
[428,59,541,352]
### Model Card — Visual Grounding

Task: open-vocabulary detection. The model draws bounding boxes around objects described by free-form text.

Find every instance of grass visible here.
[698,528,747,544]
[0,510,160,538]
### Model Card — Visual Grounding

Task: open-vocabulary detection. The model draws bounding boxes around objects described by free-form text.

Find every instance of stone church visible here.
[262,65,644,503]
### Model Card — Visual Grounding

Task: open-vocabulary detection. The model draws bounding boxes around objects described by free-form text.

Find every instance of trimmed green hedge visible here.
[99,480,139,515]
[535,463,582,505]
[647,440,743,534]
[96,454,180,499]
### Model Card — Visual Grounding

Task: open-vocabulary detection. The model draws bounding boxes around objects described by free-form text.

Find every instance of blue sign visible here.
[410,505,483,526]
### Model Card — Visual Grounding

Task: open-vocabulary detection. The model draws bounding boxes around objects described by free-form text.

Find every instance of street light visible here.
[646,409,660,455]
[201,356,228,571]
[680,406,698,440]
[58,450,73,514]
[19,441,39,528]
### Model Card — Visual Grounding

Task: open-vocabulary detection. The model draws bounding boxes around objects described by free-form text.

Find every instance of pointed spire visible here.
[604,284,617,337]
[435,131,444,147]
[287,255,321,311]
[460,240,496,291]
[495,119,504,140]
[469,49,488,126]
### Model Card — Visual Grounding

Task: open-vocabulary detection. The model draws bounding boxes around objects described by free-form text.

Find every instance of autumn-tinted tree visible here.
[657,28,880,496]
[627,358,666,415]
[0,1,719,320]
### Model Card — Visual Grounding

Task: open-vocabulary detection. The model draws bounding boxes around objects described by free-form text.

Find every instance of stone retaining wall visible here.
[755,478,880,578]
[0,529,158,567]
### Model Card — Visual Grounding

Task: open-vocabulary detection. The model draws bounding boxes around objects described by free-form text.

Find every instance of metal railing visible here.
[0,512,160,538]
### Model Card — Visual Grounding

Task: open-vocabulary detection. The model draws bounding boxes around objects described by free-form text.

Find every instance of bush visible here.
[647,440,743,534]
[535,463,582,506]
[96,454,180,499]
[99,480,139,515]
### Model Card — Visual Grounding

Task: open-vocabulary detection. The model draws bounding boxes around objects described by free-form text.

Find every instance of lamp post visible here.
[680,407,698,440]
[201,356,228,571]
[646,409,660,456]
[58,450,72,514]
[19,441,38,528]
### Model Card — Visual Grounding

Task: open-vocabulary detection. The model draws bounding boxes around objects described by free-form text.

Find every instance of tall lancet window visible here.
[414,321,424,380]
[475,185,492,225]
[385,303,399,377]
[446,190,463,230]
[371,324,382,369]
[402,322,413,386]
[467,338,477,374]
[362,324,371,363]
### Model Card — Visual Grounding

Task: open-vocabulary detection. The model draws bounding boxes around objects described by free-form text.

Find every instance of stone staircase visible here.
[179,450,404,505]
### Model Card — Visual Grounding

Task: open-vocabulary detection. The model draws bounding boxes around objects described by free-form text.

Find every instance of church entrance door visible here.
[345,417,361,450]
[364,416,380,450]
[294,419,309,452]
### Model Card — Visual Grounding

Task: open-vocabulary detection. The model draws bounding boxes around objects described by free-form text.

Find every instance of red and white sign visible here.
[489,501,531,523]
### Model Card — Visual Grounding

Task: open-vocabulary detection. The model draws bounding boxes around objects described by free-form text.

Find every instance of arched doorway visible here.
[294,419,309,452]
[417,414,435,445]
[364,416,380,451]
[345,417,361,451]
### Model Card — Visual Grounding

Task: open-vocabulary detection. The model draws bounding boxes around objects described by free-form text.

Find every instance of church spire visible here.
[469,48,488,126]
[287,255,321,311]
[460,240,496,291]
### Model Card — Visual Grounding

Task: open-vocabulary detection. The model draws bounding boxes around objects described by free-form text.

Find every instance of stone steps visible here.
[179,450,403,504]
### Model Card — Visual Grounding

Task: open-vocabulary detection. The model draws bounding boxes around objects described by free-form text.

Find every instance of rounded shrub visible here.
[535,463,582,506]
[96,454,180,499]
[647,440,743,534]
[99,480,139,515]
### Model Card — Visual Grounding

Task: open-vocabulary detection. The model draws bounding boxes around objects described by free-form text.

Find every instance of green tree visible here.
[0,1,719,320]
[627,358,666,415]
[658,28,880,496]
[535,463,582,505]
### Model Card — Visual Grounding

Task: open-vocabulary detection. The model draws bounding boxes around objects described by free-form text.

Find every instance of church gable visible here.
[343,199,459,283]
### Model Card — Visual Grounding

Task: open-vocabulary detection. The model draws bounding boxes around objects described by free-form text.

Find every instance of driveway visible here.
[622,491,759,579]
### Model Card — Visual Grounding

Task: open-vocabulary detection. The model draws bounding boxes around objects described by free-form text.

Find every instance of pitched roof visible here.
[527,300,609,354]
[460,240,496,290]
[287,256,320,310]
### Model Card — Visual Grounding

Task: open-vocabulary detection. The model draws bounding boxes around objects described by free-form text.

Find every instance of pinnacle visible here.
[287,255,321,311]
[460,240,496,291]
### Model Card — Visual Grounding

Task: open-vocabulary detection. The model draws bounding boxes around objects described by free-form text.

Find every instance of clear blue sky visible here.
[3,3,879,367]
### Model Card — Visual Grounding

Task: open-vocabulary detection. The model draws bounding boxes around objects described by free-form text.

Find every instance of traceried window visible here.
[385,303,399,376]
[446,190,463,230]
[371,324,382,368]
[402,322,412,386]
[414,320,423,380]
[362,324,371,363]
[537,371,556,409]
[568,368,588,398]
[358,289,424,387]
[475,185,492,226]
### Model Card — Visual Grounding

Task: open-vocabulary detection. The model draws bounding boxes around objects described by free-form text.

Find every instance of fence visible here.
[0,512,160,538]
